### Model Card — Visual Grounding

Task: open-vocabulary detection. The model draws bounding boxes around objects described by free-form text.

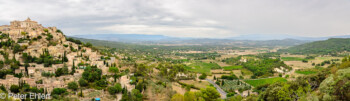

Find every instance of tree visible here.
[108,86,118,95]
[109,67,119,82]
[62,51,68,63]
[131,89,143,101]
[121,89,143,101]
[184,91,197,101]
[227,95,243,101]
[171,94,184,101]
[78,89,84,97]
[84,42,92,47]
[107,83,122,95]
[21,32,27,38]
[78,78,88,87]
[13,44,22,53]
[0,85,7,93]
[199,73,207,80]
[68,82,78,91]
[10,85,19,93]
[51,88,67,96]
[55,68,64,77]
[82,65,102,82]
[200,86,220,101]
[71,60,76,75]
[114,83,122,93]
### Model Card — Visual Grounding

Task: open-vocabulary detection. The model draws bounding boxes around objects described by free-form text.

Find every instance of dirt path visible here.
[116,93,122,101]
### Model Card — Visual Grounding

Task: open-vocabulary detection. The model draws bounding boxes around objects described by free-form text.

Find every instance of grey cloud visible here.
[0,0,350,38]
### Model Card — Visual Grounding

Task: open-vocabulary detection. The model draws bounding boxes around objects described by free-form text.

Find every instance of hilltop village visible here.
[0,18,128,100]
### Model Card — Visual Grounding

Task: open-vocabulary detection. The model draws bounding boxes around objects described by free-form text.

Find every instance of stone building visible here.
[0,17,65,42]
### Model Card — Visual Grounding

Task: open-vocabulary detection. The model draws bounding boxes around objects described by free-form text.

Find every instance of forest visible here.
[279,38,350,56]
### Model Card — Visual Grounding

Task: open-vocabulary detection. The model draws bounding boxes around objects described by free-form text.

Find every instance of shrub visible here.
[78,79,88,87]
[199,73,207,79]
[10,85,19,93]
[68,82,78,91]
[221,74,238,80]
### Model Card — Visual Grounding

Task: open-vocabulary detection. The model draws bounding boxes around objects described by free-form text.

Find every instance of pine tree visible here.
[62,52,64,63]
[25,62,29,76]
[79,89,84,97]
[71,60,76,75]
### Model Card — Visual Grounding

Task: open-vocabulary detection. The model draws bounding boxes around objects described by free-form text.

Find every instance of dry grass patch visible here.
[284,61,313,69]
[216,62,231,67]
[179,80,210,89]
[171,82,187,94]
[309,57,343,64]
[211,69,231,73]
[280,54,305,58]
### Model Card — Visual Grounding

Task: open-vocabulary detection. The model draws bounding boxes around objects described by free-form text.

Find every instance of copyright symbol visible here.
[0,93,5,99]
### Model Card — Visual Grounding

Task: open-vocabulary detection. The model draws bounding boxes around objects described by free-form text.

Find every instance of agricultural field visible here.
[295,70,317,75]
[240,69,254,79]
[310,57,343,64]
[219,80,251,92]
[243,77,287,87]
[284,61,313,69]
[185,62,221,74]
[281,57,305,61]
[223,65,243,71]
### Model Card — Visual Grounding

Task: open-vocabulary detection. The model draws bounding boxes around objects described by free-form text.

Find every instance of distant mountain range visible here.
[230,34,350,41]
[73,34,180,43]
[73,34,350,42]
[71,34,350,46]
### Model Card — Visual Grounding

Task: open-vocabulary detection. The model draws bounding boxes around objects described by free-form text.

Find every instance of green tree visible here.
[184,91,197,101]
[10,85,19,93]
[51,88,67,98]
[68,82,78,91]
[78,78,88,87]
[171,93,184,101]
[199,87,220,101]
[108,86,118,95]
[78,89,84,97]
[114,83,122,93]
[199,73,207,80]
[82,65,102,82]
[13,44,22,53]
[84,42,92,47]
[109,67,119,82]
[71,60,76,75]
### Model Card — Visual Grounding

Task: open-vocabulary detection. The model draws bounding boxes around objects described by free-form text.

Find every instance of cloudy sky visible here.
[0,0,350,38]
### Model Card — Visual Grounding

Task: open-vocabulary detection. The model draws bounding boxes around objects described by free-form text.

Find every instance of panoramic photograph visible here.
[0,0,350,101]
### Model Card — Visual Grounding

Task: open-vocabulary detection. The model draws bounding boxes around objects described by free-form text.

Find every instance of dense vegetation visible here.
[244,77,287,87]
[280,38,350,56]
[223,55,291,78]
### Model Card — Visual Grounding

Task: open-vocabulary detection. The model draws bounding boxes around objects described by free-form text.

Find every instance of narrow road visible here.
[205,79,227,99]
